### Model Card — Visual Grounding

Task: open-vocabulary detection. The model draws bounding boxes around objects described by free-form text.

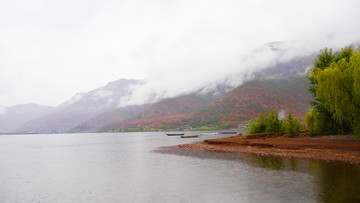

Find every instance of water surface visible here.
[0,132,359,202]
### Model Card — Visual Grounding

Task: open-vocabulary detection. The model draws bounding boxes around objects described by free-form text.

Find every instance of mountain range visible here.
[0,103,55,133]
[10,79,142,133]
[80,75,310,131]
[0,46,317,134]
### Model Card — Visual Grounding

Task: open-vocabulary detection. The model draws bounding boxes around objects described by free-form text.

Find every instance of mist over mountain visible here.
[73,105,144,132]
[76,83,232,131]
[1,42,340,134]
[251,54,315,79]
[15,79,142,133]
[74,52,315,132]
[89,75,310,131]
[188,76,311,127]
[114,41,316,106]
[59,79,143,109]
[0,104,55,133]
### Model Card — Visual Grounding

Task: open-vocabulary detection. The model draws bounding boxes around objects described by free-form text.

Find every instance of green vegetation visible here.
[220,122,232,129]
[119,127,161,132]
[247,110,302,137]
[286,113,301,137]
[191,125,219,130]
[307,46,360,135]
[189,122,231,130]
[188,113,222,128]
[160,125,170,130]
[182,111,224,129]
[117,123,229,132]
[247,109,284,134]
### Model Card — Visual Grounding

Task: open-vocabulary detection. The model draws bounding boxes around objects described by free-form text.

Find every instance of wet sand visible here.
[178,135,360,164]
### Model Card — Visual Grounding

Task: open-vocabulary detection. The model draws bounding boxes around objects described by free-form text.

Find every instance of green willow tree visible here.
[308,48,339,134]
[307,46,360,135]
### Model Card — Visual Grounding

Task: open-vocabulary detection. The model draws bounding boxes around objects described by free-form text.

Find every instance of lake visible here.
[0,132,359,202]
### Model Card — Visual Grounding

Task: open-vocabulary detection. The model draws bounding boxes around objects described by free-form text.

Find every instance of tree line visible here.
[249,45,360,137]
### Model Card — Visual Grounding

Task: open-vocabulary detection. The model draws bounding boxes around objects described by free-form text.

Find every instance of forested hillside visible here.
[93,76,311,131]
[183,76,311,128]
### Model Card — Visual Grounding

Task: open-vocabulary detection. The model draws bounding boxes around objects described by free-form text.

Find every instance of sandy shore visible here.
[177,135,360,164]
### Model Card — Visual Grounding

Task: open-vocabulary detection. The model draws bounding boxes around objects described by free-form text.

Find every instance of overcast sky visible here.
[1,0,360,107]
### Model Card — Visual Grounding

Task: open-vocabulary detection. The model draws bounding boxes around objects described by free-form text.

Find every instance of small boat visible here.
[200,133,217,136]
[181,135,199,138]
[219,131,237,134]
[166,133,185,136]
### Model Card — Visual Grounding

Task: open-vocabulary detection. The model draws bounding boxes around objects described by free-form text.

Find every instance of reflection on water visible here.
[310,161,360,203]
[160,147,360,203]
[249,154,360,202]
[249,154,306,172]
[250,155,286,170]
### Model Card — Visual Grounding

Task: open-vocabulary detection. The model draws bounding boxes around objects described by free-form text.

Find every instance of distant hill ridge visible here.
[15,79,142,133]
[2,45,318,133]
[97,75,311,130]
[0,103,55,133]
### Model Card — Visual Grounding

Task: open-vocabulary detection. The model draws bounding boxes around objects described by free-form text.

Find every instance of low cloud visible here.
[0,106,6,115]
[119,38,360,106]
[61,93,85,106]
[93,89,113,99]
[0,0,360,106]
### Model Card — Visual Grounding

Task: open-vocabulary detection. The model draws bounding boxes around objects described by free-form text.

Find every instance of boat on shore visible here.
[166,133,185,136]
[181,135,199,138]
[200,133,217,136]
[219,131,237,134]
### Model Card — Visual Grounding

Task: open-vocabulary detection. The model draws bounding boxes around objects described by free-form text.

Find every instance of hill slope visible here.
[186,76,311,127]
[16,79,142,133]
[75,84,230,131]
[0,104,55,133]
[108,76,312,129]
[73,105,143,132]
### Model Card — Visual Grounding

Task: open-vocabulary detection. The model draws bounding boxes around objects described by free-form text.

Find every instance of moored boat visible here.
[181,135,199,138]
[166,133,185,136]
[218,131,237,134]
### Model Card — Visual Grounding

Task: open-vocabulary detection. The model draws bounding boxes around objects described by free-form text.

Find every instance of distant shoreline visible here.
[177,135,360,164]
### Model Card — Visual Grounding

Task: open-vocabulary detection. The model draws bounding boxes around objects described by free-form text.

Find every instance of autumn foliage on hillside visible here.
[187,76,311,127]
[73,105,142,131]
[115,76,311,129]
[107,91,224,129]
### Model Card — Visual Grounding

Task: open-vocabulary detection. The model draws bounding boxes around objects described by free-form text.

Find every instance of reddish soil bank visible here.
[178,135,360,164]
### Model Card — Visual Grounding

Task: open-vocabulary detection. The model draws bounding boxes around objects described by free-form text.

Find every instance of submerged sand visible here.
[178,135,360,164]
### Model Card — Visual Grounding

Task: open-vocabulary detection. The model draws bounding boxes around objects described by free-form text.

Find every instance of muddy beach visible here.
[178,135,360,164]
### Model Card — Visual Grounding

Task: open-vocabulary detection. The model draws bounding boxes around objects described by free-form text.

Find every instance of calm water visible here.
[0,132,359,202]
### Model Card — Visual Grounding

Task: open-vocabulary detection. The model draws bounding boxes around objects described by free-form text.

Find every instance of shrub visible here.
[286,113,301,137]
[247,110,283,134]
[247,113,267,134]
[266,109,283,133]
[248,110,304,137]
